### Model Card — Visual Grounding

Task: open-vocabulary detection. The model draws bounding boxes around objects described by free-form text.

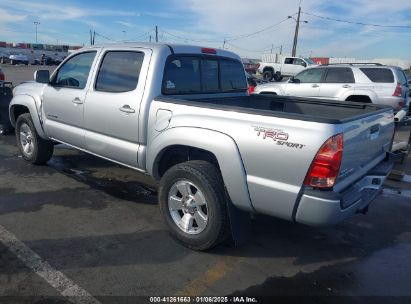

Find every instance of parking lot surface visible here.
[1,66,411,303]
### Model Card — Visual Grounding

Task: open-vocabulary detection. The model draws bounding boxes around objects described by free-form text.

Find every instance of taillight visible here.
[248,85,255,94]
[0,72,4,81]
[304,134,343,188]
[393,82,402,97]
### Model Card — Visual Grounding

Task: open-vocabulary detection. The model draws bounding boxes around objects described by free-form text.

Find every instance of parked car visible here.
[257,56,316,81]
[0,51,11,64]
[8,54,29,65]
[254,63,409,111]
[246,72,267,94]
[9,43,394,250]
[242,58,260,74]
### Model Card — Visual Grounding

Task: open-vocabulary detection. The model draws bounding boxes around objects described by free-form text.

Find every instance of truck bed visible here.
[157,95,392,124]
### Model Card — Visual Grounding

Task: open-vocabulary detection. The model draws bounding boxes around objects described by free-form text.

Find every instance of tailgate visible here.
[335,109,394,189]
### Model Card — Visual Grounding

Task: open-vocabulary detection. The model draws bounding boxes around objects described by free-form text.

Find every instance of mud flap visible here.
[0,82,14,134]
[225,197,252,247]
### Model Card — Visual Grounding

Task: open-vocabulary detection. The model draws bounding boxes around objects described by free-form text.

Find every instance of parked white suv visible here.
[254,63,409,111]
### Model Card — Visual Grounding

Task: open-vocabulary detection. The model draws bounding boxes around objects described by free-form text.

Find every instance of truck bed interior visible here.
[157,95,391,124]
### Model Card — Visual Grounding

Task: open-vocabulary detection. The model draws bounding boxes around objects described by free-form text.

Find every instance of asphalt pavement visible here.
[1,65,411,304]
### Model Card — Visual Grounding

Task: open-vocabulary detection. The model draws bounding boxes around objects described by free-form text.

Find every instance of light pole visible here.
[34,21,40,43]
[289,7,308,57]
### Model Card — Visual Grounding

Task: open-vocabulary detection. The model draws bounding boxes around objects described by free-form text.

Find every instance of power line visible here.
[160,29,221,43]
[226,16,294,41]
[225,42,276,53]
[94,32,114,41]
[302,11,411,29]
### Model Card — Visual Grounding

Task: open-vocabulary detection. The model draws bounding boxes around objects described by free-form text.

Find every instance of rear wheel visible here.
[273,72,283,82]
[262,70,273,82]
[15,113,54,164]
[159,160,229,250]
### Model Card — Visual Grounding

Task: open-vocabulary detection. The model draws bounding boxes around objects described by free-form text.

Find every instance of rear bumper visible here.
[377,97,406,111]
[295,153,394,226]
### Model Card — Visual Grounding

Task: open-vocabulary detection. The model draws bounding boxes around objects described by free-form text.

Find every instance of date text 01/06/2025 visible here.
[149,296,258,303]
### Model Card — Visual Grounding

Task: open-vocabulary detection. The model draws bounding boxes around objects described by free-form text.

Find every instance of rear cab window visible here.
[360,68,394,83]
[162,55,247,95]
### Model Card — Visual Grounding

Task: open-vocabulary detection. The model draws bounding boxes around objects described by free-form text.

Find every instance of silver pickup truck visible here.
[9,43,395,250]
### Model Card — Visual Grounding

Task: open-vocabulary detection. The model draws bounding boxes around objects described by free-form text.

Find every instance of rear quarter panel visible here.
[148,100,340,220]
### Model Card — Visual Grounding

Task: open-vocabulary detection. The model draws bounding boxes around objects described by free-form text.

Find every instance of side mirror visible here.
[302,62,307,67]
[289,76,300,84]
[34,70,50,84]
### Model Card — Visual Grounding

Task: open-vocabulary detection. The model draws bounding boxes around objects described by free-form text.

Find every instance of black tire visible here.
[15,113,53,164]
[273,72,283,82]
[159,160,229,250]
[262,70,273,82]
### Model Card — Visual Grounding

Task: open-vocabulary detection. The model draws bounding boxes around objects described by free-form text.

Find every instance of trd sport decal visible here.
[254,127,306,149]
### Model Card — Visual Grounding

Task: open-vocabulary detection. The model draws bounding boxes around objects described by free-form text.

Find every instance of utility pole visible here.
[290,4,308,57]
[291,6,301,57]
[280,45,282,55]
[155,26,158,42]
[149,35,152,42]
[223,39,226,49]
[271,44,273,53]
[34,21,40,43]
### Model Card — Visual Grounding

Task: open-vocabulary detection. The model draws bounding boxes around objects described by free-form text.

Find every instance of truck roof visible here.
[78,43,241,61]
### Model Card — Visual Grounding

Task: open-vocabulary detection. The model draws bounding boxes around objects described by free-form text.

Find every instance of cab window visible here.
[53,52,96,89]
[95,51,144,93]
[162,55,247,95]
[324,68,355,83]
[294,68,324,83]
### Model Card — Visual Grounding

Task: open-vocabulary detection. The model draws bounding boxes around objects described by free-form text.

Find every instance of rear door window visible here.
[294,68,325,83]
[95,51,144,93]
[360,68,394,83]
[162,55,247,94]
[324,67,355,83]
[284,58,293,64]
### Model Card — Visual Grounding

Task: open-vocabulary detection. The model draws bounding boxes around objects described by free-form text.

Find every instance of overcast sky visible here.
[0,0,410,59]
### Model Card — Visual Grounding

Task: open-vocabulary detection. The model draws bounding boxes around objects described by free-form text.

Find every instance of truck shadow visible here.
[1,145,411,270]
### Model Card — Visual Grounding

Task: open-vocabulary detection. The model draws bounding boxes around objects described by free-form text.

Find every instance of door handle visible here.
[342,84,351,88]
[72,97,83,104]
[119,105,135,114]
[311,84,319,88]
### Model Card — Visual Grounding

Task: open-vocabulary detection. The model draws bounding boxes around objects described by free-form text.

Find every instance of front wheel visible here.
[15,113,54,164]
[159,160,229,250]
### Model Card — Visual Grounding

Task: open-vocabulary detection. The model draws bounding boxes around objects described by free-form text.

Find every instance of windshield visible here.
[304,58,315,65]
